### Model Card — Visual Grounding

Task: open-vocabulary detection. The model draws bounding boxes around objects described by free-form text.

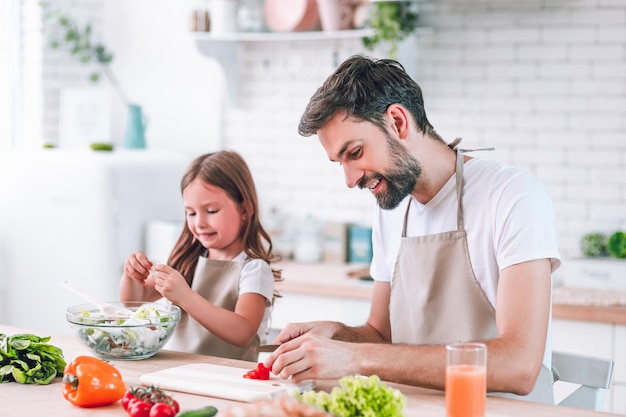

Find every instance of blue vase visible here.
[124,103,147,149]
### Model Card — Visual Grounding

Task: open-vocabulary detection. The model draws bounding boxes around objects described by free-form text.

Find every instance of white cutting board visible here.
[140,363,310,403]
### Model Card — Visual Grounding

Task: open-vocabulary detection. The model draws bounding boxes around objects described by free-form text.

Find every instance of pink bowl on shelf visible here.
[264,0,320,32]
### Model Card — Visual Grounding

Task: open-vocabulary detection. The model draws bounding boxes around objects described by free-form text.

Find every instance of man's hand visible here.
[264,331,360,383]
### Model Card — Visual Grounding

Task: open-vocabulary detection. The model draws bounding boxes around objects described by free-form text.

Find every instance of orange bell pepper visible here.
[62,355,126,408]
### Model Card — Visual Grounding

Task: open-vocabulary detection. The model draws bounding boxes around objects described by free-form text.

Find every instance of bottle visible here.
[294,214,323,263]
[237,0,266,32]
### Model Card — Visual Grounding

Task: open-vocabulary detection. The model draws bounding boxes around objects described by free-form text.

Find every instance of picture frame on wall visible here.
[59,87,111,149]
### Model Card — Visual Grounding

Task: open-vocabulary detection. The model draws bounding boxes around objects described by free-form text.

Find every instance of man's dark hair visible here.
[298,55,442,142]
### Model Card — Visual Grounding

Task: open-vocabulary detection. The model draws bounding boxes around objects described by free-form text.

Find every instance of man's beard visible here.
[359,136,421,210]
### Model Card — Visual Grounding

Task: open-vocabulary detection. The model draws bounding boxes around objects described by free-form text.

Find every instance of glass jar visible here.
[237,0,266,32]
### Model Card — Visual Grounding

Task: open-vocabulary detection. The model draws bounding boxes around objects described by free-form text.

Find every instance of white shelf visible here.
[191,29,374,43]
[192,29,375,105]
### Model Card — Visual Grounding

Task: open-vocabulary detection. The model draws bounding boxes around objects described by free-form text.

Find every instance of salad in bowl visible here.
[66,302,181,360]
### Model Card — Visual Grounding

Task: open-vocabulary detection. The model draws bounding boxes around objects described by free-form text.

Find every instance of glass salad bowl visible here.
[66,302,181,360]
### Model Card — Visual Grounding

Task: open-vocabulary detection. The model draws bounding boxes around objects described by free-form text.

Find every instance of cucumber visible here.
[176,405,218,417]
[89,142,114,151]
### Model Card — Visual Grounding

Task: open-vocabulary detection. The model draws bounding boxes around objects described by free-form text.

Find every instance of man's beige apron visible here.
[165,256,259,362]
[389,147,554,404]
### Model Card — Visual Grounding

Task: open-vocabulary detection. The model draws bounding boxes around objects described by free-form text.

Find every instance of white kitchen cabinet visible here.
[551,319,613,359]
[0,150,188,334]
[613,386,626,414]
[614,325,626,414]
[270,293,371,330]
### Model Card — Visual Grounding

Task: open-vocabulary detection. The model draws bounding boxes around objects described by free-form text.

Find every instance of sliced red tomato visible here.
[243,369,259,379]
[243,363,270,380]
[257,363,270,380]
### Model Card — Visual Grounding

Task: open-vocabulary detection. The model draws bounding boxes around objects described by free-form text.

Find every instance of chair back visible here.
[552,350,614,411]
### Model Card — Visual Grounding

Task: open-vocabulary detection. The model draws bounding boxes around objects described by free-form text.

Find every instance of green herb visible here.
[580,232,608,257]
[297,374,406,417]
[362,2,420,59]
[608,231,626,259]
[0,333,66,384]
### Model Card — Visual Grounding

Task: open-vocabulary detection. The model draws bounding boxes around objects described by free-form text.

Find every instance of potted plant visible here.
[608,231,626,259]
[41,2,147,149]
[361,0,420,59]
[580,232,608,257]
[41,2,128,104]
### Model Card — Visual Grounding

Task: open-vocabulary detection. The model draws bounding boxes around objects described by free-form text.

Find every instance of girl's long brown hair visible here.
[167,151,282,297]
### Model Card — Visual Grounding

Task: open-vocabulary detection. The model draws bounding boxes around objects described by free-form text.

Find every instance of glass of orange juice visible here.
[446,342,487,417]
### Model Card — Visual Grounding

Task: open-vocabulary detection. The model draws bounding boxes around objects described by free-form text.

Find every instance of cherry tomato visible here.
[170,399,180,414]
[127,397,139,410]
[129,400,152,417]
[122,391,136,411]
[149,402,176,417]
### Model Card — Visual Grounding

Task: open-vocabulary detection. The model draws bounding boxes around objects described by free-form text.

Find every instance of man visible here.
[265,56,561,402]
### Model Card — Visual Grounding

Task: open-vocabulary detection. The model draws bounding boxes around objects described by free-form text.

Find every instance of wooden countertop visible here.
[0,324,619,417]
[276,261,626,325]
[276,261,374,299]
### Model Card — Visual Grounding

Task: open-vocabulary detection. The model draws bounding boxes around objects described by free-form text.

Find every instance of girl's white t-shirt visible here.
[233,251,275,342]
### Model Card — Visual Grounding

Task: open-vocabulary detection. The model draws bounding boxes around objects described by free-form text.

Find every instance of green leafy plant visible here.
[362,1,420,59]
[296,374,406,417]
[607,231,626,259]
[40,1,128,104]
[580,232,608,257]
[0,333,66,384]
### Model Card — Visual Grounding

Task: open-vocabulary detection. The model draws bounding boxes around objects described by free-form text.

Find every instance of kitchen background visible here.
[1,0,626,412]
[1,1,625,305]
[5,0,625,257]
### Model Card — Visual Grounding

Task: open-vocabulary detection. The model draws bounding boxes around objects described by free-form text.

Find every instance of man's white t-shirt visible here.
[370,157,561,366]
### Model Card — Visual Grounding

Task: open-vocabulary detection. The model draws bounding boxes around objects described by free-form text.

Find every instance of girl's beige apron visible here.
[389,147,554,404]
[166,256,259,362]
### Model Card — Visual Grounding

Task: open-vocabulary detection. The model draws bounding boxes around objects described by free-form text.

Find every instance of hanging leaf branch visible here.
[40,1,129,104]
[362,1,420,60]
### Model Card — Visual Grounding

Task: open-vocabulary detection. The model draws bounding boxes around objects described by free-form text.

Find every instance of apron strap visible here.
[449,138,495,231]
[402,139,495,235]
[402,198,411,237]
[455,149,465,230]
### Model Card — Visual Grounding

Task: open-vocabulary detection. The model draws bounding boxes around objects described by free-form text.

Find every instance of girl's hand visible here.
[152,264,191,304]
[123,251,154,286]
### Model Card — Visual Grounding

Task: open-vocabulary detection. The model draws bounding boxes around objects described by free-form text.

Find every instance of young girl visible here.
[120,151,281,361]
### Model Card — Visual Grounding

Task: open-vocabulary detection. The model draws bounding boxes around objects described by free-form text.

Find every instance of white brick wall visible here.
[30,0,626,260]
[22,0,104,148]
[220,0,626,260]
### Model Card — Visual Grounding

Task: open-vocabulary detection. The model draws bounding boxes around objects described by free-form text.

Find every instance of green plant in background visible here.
[40,1,128,104]
[607,231,626,259]
[580,232,608,257]
[362,1,420,59]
